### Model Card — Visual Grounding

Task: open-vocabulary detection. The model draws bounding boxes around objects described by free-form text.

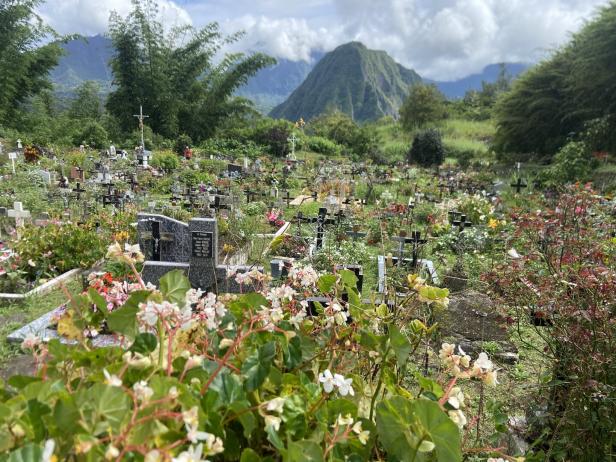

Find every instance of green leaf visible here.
[339,269,358,289]
[78,383,131,434]
[414,373,444,400]
[129,333,158,354]
[159,270,191,305]
[3,443,43,462]
[376,397,460,462]
[88,287,108,316]
[242,342,276,392]
[7,376,40,390]
[240,448,262,462]
[389,325,412,368]
[287,441,324,462]
[106,290,149,339]
[317,274,337,294]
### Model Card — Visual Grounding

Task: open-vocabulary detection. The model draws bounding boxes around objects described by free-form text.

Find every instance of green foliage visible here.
[399,83,447,130]
[150,151,180,172]
[72,120,108,148]
[271,42,422,122]
[0,0,65,127]
[407,129,445,167]
[307,111,377,157]
[306,136,342,156]
[545,141,596,183]
[68,81,103,120]
[494,3,616,157]
[173,134,193,156]
[250,118,293,157]
[106,0,275,142]
[200,138,262,159]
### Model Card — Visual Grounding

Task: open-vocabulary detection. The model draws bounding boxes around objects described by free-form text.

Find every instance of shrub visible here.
[407,129,445,167]
[151,151,180,172]
[306,136,342,156]
[546,140,596,183]
[72,120,109,148]
[173,133,193,156]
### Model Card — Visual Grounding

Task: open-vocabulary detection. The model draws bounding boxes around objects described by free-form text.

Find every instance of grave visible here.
[137,214,262,293]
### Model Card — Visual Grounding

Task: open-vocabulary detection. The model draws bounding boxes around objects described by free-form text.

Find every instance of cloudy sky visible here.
[38,0,609,80]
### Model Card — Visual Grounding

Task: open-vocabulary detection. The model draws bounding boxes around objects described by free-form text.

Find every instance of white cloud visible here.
[38,0,191,36]
[38,0,611,79]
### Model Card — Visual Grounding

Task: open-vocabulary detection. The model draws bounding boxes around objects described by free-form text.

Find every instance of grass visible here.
[0,279,82,365]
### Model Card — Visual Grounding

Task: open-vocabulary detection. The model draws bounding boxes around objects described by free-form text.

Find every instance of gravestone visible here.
[138,214,262,293]
[34,169,51,185]
[8,202,30,228]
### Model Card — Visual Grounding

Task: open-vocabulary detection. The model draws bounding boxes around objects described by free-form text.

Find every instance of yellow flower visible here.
[488,218,498,230]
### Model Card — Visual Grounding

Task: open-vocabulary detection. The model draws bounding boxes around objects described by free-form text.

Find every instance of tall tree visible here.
[494,2,616,157]
[69,81,103,120]
[0,0,65,127]
[107,0,275,142]
[399,83,447,131]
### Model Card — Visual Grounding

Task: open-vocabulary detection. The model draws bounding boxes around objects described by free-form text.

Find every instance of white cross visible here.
[8,152,17,174]
[287,133,298,159]
[0,141,3,154]
[8,202,30,228]
[16,139,22,150]
[133,105,150,150]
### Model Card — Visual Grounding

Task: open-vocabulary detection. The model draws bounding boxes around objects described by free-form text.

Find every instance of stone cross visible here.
[287,133,298,160]
[8,202,30,228]
[133,105,149,151]
[8,152,17,174]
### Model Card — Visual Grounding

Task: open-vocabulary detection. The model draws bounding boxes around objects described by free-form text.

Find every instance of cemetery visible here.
[0,0,615,461]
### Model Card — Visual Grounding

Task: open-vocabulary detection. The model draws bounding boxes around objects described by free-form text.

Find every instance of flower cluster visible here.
[439,343,498,386]
[319,369,354,396]
[288,264,319,288]
[106,242,145,265]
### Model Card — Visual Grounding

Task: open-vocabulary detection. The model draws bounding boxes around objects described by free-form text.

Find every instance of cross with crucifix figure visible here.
[133,105,150,150]
[510,177,527,194]
[72,182,86,201]
[139,220,173,261]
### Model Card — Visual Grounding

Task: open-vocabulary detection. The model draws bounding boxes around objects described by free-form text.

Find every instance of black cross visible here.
[346,227,366,241]
[72,182,86,200]
[293,211,317,237]
[210,195,229,212]
[315,207,336,250]
[282,190,295,206]
[140,220,173,261]
[409,231,427,268]
[453,214,473,233]
[244,189,257,204]
[448,210,461,224]
[510,178,527,194]
[392,232,415,265]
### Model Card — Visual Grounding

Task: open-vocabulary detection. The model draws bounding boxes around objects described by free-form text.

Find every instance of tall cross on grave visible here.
[287,132,298,159]
[210,195,229,213]
[133,105,150,150]
[8,152,17,174]
[8,202,30,228]
[346,226,366,241]
[315,207,336,250]
[392,232,414,266]
[72,182,86,201]
[139,220,174,261]
[409,231,427,269]
[102,182,116,207]
[510,177,527,194]
[243,189,257,204]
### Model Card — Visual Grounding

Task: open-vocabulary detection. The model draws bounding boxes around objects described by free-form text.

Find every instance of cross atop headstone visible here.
[139,220,174,261]
[8,202,30,228]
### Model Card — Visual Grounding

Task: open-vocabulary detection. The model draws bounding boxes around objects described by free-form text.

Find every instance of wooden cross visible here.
[510,177,527,194]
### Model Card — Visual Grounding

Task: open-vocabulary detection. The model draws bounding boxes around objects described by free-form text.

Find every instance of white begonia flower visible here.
[352,421,370,444]
[185,355,203,370]
[485,370,499,386]
[265,397,285,414]
[133,381,154,402]
[144,450,162,462]
[474,352,494,372]
[186,424,211,444]
[172,444,206,462]
[21,333,40,351]
[264,414,282,432]
[202,432,224,456]
[105,445,120,460]
[335,414,354,426]
[334,374,355,397]
[182,406,199,427]
[169,386,179,399]
[219,338,234,349]
[103,369,122,387]
[319,369,336,393]
[42,440,55,462]
[124,243,144,263]
[448,409,467,429]
[507,248,521,259]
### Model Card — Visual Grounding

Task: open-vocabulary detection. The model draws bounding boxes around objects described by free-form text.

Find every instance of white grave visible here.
[8,202,30,228]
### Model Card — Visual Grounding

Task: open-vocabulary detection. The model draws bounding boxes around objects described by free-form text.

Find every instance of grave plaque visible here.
[192,232,213,258]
